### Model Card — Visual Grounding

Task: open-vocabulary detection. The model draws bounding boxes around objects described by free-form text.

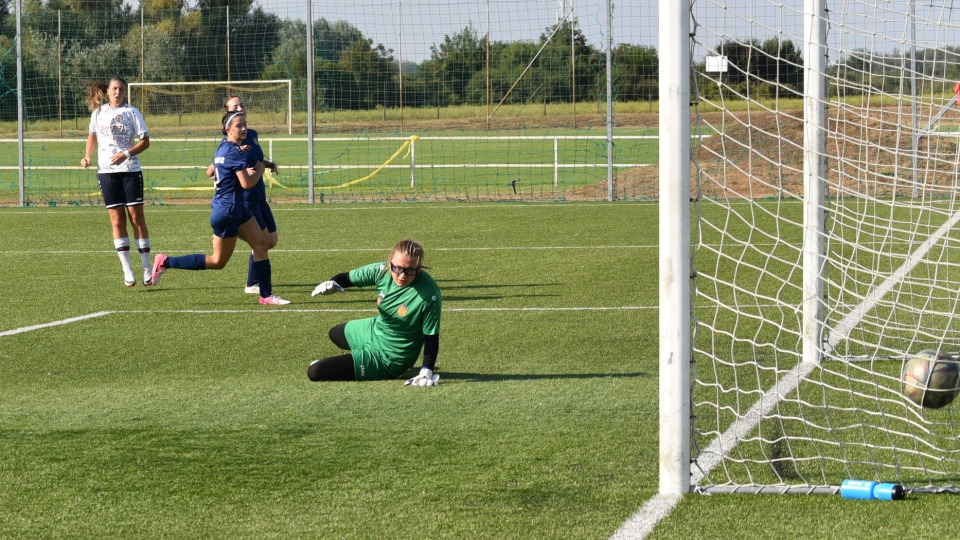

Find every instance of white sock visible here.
[114,237,135,281]
[136,237,151,269]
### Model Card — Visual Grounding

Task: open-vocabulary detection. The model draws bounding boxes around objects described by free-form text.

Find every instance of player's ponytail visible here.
[86,76,128,111]
[86,80,109,111]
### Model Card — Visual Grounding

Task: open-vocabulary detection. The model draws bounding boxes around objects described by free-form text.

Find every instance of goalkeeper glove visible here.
[312,280,345,296]
[405,368,440,386]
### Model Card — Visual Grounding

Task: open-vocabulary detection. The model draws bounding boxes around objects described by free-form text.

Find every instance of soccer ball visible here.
[901,349,960,409]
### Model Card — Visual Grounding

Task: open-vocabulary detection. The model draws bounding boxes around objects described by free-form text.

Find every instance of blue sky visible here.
[259,1,960,63]
[263,0,652,62]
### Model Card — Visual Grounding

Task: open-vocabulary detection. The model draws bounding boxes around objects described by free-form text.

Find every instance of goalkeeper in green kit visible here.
[308,237,442,385]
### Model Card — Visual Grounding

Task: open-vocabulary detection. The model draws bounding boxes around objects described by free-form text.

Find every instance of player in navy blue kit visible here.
[208,96,279,295]
[80,76,154,287]
[151,111,290,305]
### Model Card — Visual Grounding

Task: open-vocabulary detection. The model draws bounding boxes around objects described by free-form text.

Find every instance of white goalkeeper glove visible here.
[405,368,440,387]
[312,280,345,296]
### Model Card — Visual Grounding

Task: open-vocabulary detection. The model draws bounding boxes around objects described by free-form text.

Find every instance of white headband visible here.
[224,112,244,129]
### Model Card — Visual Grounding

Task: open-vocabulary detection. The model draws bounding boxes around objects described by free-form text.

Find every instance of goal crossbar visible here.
[129,80,293,134]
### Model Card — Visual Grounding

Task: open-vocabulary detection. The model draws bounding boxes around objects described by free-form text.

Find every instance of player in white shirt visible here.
[80,76,154,287]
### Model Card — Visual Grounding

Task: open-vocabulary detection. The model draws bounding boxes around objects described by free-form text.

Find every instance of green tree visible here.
[832,48,916,96]
[142,0,185,18]
[229,6,281,81]
[711,38,803,97]
[335,38,395,110]
[310,18,375,110]
[315,18,364,63]
[427,24,484,105]
[529,19,597,104]
[471,41,540,107]
[122,17,188,84]
[48,0,123,11]
[613,44,657,101]
[306,19,396,111]
[21,0,137,121]
[713,39,757,89]
[0,0,11,31]
[0,35,16,121]
[263,19,305,80]
[413,54,449,109]
[612,44,657,101]
[757,38,803,92]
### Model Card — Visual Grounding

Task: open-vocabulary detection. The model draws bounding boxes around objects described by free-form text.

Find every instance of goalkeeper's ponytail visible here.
[390,237,429,271]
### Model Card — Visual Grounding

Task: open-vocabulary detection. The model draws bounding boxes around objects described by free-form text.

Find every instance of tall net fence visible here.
[0,0,655,205]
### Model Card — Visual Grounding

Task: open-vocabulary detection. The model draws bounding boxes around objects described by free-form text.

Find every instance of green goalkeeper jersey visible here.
[347,262,442,367]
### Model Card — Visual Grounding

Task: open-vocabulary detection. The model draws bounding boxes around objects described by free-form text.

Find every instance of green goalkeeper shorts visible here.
[344,317,416,380]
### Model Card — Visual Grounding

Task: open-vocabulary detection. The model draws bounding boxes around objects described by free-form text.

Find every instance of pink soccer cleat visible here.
[151,253,168,286]
[259,295,291,306]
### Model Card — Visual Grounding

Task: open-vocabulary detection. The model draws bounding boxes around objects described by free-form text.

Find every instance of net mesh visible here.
[128,81,292,135]
[689,0,960,494]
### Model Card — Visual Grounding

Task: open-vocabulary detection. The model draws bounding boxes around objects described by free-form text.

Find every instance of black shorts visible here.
[98,171,144,209]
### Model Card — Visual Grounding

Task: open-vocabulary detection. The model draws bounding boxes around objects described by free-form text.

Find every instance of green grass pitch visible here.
[3,201,958,538]
[2,202,655,537]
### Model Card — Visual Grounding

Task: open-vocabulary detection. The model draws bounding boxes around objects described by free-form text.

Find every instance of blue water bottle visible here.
[840,479,905,500]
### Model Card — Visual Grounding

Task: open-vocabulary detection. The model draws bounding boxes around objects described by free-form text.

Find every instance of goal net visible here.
[128,80,293,135]
[666,0,960,495]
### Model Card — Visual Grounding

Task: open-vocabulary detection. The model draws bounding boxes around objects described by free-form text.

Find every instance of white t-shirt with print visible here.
[88,103,148,173]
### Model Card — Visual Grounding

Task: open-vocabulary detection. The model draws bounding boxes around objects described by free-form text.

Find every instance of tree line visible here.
[0,0,658,122]
[697,38,960,101]
[0,0,950,123]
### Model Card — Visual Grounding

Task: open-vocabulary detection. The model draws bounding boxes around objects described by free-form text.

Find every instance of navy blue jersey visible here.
[242,129,264,166]
[212,140,248,210]
[241,128,267,202]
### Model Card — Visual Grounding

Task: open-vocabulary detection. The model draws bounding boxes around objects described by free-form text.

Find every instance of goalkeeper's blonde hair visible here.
[389,237,429,271]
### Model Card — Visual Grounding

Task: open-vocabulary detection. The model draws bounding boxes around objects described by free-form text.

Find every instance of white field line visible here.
[0,163,653,171]
[0,245,656,255]
[1,305,651,337]
[0,311,114,337]
[118,306,650,314]
[613,208,960,539]
[0,135,663,143]
[610,494,683,540]
[0,201,657,215]
[281,245,657,253]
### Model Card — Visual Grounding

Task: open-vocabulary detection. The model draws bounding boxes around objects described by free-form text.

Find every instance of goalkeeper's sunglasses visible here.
[389,262,419,276]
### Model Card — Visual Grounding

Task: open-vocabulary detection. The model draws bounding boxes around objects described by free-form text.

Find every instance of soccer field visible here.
[2,202,656,537]
[3,201,958,539]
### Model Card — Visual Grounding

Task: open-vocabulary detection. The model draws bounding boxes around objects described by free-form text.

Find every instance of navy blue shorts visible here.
[210,203,252,238]
[98,171,144,209]
[246,199,277,233]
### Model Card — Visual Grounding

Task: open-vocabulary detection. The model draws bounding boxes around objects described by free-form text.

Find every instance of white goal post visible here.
[663,0,960,496]
[129,80,293,134]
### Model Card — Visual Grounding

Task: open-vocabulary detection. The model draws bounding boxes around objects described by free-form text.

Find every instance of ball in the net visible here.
[902,349,960,409]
